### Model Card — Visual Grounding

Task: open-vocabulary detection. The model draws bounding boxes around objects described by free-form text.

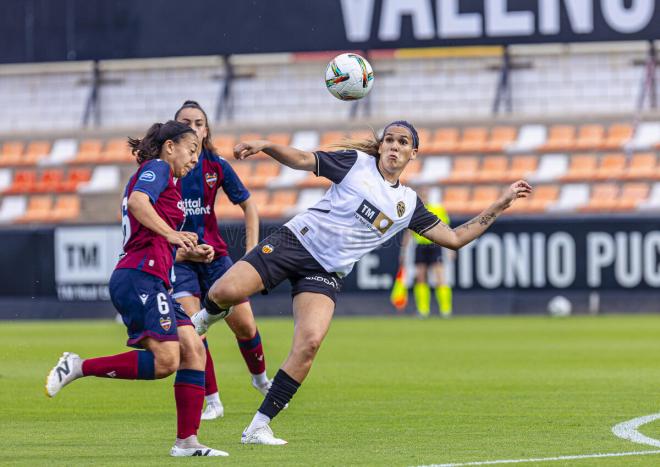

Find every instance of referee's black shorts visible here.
[414,243,444,265]
[241,226,342,303]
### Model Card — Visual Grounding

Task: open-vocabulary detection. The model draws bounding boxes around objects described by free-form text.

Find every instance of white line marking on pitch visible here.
[415,449,660,467]
[612,412,660,447]
[416,412,660,467]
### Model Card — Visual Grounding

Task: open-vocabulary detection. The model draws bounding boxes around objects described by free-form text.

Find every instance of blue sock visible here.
[137,350,155,380]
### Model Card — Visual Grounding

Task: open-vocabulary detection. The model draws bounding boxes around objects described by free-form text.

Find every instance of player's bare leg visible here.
[177,295,223,420]
[242,292,335,445]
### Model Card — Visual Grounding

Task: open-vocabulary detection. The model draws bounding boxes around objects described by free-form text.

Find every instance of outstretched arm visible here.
[234,140,316,171]
[420,180,532,250]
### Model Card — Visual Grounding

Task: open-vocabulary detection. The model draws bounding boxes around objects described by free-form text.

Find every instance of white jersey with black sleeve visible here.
[285,150,440,277]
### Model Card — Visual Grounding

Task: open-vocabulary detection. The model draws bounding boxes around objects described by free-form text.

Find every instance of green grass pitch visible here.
[3,314,660,466]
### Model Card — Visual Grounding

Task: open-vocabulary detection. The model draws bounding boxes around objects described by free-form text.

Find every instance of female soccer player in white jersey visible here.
[173,101,272,420]
[192,121,532,445]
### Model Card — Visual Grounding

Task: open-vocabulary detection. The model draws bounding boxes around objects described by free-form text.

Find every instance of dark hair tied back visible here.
[174,100,216,154]
[128,120,195,164]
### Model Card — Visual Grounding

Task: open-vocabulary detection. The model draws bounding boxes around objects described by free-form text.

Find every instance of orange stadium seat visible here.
[508,155,538,181]
[575,124,605,151]
[102,138,132,163]
[259,190,297,218]
[49,195,81,222]
[414,128,432,155]
[33,169,65,193]
[0,141,25,166]
[484,126,516,152]
[465,186,500,213]
[477,155,508,182]
[72,139,103,164]
[249,161,280,188]
[22,141,51,166]
[595,153,626,180]
[214,199,243,220]
[580,183,619,212]
[624,152,656,180]
[61,168,92,192]
[212,134,237,157]
[601,123,632,150]
[455,127,488,153]
[444,157,479,184]
[299,173,332,188]
[442,186,470,214]
[348,129,375,142]
[16,195,53,223]
[515,184,559,213]
[319,131,346,151]
[266,132,291,147]
[428,128,459,154]
[539,125,576,152]
[6,170,37,194]
[561,154,597,181]
[229,160,252,184]
[616,182,650,211]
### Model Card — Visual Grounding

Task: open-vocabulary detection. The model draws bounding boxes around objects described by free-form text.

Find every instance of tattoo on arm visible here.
[479,212,497,226]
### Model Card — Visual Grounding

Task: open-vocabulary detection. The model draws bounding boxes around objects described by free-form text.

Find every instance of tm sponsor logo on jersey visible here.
[182,198,211,216]
[355,199,394,235]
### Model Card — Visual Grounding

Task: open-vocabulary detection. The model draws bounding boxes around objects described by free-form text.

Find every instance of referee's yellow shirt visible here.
[413,204,450,245]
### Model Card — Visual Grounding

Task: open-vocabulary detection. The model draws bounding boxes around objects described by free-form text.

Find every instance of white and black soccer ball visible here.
[325,53,374,101]
[547,295,572,317]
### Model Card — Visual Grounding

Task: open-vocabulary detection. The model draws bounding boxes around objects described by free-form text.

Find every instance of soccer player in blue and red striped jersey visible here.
[45,121,228,457]
[172,101,271,419]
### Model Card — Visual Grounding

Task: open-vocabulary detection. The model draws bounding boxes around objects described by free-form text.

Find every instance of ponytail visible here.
[128,120,195,164]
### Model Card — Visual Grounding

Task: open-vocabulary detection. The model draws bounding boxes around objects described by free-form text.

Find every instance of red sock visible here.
[203,340,219,396]
[237,330,266,375]
[82,351,138,379]
[174,369,205,439]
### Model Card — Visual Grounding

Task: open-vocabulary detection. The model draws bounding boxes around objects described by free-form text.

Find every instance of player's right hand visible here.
[234,140,269,160]
[166,231,197,252]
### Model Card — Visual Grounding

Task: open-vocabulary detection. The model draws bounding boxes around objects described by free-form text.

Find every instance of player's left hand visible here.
[498,180,532,209]
[187,244,215,263]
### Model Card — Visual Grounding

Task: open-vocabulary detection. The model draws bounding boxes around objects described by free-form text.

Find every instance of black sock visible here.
[203,294,229,316]
[258,369,300,419]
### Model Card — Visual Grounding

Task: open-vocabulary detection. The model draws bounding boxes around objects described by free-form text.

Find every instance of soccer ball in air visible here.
[547,295,572,317]
[325,53,374,101]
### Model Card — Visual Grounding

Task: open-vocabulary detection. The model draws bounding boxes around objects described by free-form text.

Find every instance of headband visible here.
[383,120,419,149]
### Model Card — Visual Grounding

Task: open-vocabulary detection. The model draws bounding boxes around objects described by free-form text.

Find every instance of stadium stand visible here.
[1,119,659,224]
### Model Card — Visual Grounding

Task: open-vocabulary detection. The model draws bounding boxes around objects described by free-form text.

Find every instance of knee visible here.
[296,335,323,362]
[180,335,206,367]
[209,280,244,306]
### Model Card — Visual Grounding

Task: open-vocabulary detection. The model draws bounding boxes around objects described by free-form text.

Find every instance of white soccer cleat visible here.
[241,424,288,445]
[252,378,272,397]
[170,446,229,457]
[45,352,83,398]
[201,401,224,420]
[191,308,230,336]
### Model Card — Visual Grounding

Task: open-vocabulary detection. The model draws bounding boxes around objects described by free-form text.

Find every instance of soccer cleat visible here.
[201,401,224,420]
[45,352,83,398]
[191,308,228,336]
[241,424,288,445]
[170,446,229,457]
[252,378,272,397]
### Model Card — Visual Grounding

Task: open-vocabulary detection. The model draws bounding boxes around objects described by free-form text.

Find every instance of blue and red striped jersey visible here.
[179,148,250,257]
[116,159,185,288]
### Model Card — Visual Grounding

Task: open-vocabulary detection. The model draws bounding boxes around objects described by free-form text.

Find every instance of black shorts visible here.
[414,244,443,265]
[241,226,342,303]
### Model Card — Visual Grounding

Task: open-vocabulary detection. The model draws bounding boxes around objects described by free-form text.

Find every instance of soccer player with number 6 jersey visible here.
[191,120,533,445]
[45,121,228,457]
